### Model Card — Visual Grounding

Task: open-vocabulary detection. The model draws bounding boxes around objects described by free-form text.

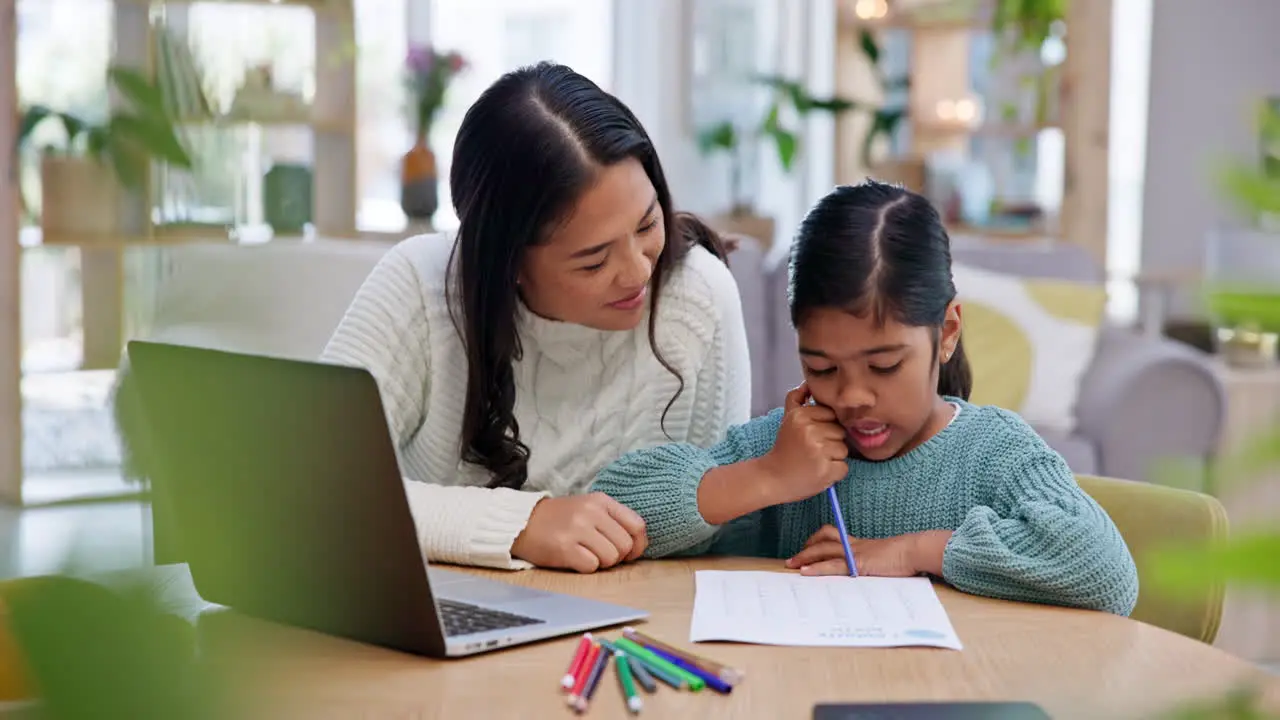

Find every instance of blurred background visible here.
[1,0,1279,675]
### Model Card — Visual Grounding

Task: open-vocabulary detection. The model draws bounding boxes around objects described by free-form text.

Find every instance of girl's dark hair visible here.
[787,179,972,400]
[446,62,728,491]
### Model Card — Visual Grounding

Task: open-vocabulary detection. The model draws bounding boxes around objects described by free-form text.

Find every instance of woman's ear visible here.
[940,302,962,361]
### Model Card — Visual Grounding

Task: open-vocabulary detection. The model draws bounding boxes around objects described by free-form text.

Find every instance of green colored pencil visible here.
[615,637,706,692]
[614,650,643,714]
[599,638,684,689]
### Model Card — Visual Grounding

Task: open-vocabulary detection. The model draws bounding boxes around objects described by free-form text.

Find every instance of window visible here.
[1106,0,1154,325]
[16,0,112,373]
[355,0,411,233]
[425,0,614,231]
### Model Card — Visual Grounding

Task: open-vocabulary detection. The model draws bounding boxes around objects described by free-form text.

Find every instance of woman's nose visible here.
[617,241,653,288]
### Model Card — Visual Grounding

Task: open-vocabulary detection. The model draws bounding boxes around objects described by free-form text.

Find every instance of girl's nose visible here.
[837,379,875,410]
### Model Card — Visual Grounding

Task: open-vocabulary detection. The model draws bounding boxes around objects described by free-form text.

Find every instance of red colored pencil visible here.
[566,643,600,707]
[561,633,593,690]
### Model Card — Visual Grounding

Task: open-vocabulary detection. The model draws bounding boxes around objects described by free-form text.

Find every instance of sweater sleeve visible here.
[592,410,784,558]
[941,436,1140,616]
[320,245,548,571]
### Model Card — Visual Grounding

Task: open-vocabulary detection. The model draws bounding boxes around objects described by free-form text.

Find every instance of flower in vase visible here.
[404,44,468,142]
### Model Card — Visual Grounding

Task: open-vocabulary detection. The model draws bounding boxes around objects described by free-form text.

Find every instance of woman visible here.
[320,62,751,572]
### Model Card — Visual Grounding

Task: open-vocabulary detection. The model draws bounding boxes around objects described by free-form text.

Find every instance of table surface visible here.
[153,557,1279,720]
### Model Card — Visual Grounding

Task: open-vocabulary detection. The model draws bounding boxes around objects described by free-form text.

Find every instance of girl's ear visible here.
[940,302,962,361]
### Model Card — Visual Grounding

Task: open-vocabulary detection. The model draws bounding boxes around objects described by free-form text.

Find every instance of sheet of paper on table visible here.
[688,570,963,650]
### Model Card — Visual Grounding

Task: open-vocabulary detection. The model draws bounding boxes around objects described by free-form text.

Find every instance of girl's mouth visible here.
[848,422,891,450]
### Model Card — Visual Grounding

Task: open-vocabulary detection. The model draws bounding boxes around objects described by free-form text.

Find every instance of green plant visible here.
[17,65,195,192]
[853,28,910,166]
[695,78,854,213]
[1142,121,1280,716]
[991,0,1068,54]
[1144,419,1280,719]
[990,0,1068,147]
[1207,101,1280,333]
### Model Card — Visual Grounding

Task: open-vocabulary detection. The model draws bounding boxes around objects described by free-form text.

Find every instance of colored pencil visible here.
[575,644,612,714]
[567,642,600,707]
[626,654,658,693]
[622,628,745,685]
[562,633,593,690]
[614,637,706,691]
[614,650,643,713]
[601,638,684,689]
[826,485,858,577]
[645,646,733,694]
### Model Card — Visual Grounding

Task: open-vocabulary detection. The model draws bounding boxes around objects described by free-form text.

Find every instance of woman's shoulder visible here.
[659,244,743,327]
[382,231,457,291]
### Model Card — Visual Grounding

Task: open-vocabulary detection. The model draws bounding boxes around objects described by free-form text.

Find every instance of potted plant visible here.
[400,45,467,226]
[19,65,195,241]
[695,77,855,250]
[1208,99,1280,367]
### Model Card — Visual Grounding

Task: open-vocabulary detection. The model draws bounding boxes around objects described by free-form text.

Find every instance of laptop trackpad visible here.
[431,573,552,607]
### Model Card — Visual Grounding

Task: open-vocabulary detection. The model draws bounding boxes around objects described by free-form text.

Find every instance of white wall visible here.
[1139,0,1280,319]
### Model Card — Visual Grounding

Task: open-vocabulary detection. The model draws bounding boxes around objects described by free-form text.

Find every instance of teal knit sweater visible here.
[592,399,1139,616]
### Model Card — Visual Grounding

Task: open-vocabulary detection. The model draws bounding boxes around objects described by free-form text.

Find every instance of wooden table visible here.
[155,558,1279,720]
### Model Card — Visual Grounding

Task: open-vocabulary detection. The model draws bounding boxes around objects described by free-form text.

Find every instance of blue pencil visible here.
[826,485,858,577]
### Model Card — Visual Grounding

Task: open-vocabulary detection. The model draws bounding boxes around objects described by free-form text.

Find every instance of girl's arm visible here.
[941,437,1140,616]
[591,411,786,558]
[321,246,547,570]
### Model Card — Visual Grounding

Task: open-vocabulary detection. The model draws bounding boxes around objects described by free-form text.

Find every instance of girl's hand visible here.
[784,525,953,577]
[756,385,849,505]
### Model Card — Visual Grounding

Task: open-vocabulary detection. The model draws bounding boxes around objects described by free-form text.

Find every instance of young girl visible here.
[591,180,1139,616]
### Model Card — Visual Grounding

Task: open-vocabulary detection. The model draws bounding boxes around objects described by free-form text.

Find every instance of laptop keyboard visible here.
[437,599,545,637]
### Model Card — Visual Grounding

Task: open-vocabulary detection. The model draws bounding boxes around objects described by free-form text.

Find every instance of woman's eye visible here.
[581,259,607,272]
[869,362,902,376]
[804,366,835,377]
[638,218,658,234]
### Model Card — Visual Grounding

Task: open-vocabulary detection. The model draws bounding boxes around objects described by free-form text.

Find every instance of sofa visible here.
[115,232,1226,490]
[726,234,1227,485]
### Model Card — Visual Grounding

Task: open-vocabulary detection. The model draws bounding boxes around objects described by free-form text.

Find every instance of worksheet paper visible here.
[689,571,963,650]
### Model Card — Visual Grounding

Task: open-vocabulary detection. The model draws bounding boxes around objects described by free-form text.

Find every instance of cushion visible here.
[951,261,1106,433]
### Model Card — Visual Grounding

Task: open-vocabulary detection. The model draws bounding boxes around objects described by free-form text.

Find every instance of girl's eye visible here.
[869,361,902,376]
[804,365,835,377]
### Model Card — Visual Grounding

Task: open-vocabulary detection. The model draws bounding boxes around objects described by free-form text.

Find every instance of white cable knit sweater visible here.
[320,233,751,570]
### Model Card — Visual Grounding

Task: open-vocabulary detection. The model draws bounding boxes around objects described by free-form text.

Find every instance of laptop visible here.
[124,340,648,658]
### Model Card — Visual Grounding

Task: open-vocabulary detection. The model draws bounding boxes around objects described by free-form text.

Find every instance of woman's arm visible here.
[592,411,784,558]
[320,245,548,570]
[690,252,753,446]
[663,246,753,450]
[321,248,430,444]
[941,443,1140,616]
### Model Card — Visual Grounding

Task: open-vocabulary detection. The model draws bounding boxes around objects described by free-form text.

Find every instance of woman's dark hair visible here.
[787,179,972,400]
[446,62,728,491]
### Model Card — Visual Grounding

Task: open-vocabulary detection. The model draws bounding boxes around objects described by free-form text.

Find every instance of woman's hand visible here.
[755,385,849,506]
[784,525,953,577]
[511,493,648,573]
